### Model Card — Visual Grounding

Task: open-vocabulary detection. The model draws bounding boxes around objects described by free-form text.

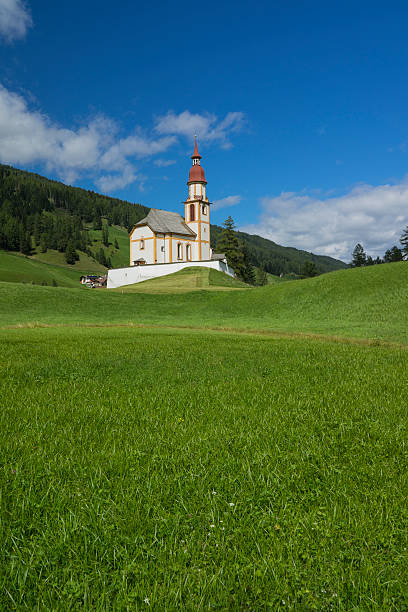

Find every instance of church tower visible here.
[184,137,211,261]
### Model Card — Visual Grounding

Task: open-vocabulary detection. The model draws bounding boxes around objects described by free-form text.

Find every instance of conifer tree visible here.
[40,233,48,253]
[102,225,109,247]
[301,261,318,277]
[20,231,32,255]
[351,243,367,267]
[215,216,245,279]
[65,240,77,265]
[97,247,107,267]
[241,242,256,285]
[256,267,268,286]
[400,226,408,259]
[384,245,403,263]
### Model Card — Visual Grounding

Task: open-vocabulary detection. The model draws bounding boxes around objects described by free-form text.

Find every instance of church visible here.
[107,139,234,288]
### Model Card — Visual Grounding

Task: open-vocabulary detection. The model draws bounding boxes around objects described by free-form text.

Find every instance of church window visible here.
[186,244,191,260]
[177,242,182,259]
[202,205,207,215]
[140,239,145,249]
[189,204,195,222]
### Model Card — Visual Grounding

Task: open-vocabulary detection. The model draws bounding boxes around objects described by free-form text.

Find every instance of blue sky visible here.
[1,0,408,260]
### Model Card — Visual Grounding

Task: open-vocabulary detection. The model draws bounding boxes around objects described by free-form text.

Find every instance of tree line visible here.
[0,164,148,264]
[351,226,408,267]
[215,216,321,285]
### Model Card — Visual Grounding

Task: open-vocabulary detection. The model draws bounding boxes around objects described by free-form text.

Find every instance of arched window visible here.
[140,239,144,250]
[189,204,195,222]
[177,243,182,260]
[202,205,207,215]
[186,244,191,260]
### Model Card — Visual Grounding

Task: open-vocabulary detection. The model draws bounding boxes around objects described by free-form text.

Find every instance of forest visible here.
[0,163,345,277]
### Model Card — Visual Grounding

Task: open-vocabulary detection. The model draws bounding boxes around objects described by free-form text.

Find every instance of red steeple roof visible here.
[188,164,206,183]
[191,136,202,159]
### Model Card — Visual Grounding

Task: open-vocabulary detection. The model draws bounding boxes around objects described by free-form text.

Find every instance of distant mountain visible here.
[0,163,345,276]
[211,226,345,276]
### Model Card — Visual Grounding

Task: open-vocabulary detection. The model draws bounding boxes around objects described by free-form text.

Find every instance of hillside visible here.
[210,225,345,275]
[1,261,407,343]
[0,163,345,280]
[113,266,250,293]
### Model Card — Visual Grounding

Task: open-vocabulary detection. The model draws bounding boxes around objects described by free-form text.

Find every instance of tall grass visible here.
[1,327,407,608]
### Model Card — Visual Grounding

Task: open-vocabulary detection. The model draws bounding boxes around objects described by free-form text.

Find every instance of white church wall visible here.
[107,260,235,289]
[130,226,154,265]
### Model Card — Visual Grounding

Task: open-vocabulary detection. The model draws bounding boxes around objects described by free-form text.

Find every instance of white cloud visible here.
[240,183,408,261]
[0,86,244,193]
[154,159,176,167]
[0,85,175,191]
[154,110,245,148]
[0,0,32,43]
[212,195,242,211]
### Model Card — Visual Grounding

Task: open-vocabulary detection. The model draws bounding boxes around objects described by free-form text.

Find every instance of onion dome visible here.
[188,136,207,184]
[188,164,207,183]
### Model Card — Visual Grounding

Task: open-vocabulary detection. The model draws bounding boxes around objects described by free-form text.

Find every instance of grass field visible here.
[1,261,408,342]
[1,262,408,608]
[1,326,407,609]
[0,250,93,288]
[114,267,249,293]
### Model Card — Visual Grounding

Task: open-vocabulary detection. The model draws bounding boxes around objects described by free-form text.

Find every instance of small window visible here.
[189,203,195,222]
[186,244,191,260]
[202,205,207,215]
[161,246,165,252]
[177,243,182,259]
[140,239,145,249]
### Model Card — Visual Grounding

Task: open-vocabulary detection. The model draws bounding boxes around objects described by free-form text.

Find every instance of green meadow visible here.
[1,262,408,609]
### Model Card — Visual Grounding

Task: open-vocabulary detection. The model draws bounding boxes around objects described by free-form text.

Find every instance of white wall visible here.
[107,259,235,289]
[130,226,154,265]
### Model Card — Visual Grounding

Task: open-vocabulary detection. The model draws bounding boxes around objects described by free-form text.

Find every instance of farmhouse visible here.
[107,139,234,288]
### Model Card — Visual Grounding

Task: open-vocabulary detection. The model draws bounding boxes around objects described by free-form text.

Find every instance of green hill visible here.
[0,163,345,281]
[113,266,250,293]
[1,261,407,343]
[0,250,103,287]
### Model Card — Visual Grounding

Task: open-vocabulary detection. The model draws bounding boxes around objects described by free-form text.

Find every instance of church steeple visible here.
[187,136,207,191]
[184,136,211,261]
[191,135,202,162]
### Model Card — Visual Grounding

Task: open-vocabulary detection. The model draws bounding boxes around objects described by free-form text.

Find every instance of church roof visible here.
[188,164,207,184]
[133,208,196,237]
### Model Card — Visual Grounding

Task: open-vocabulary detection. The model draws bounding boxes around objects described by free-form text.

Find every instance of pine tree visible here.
[215,216,245,279]
[399,226,408,259]
[384,245,403,263]
[65,240,77,265]
[351,243,367,267]
[40,233,48,253]
[102,225,109,247]
[93,215,102,230]
[241,242,256,285]
[256,267,268,286]
[97,247,107,267]
[301,261,318,277]
[20,231,32,255]
[33,214,41,246]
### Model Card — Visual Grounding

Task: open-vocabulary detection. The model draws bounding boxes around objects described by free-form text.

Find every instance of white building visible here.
[107,139,234,288]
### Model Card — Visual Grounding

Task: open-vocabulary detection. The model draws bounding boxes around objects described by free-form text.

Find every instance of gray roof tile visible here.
[134,209,196,237]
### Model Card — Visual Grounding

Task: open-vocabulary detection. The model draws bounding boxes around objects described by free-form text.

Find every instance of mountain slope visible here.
[0,163,345,279]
